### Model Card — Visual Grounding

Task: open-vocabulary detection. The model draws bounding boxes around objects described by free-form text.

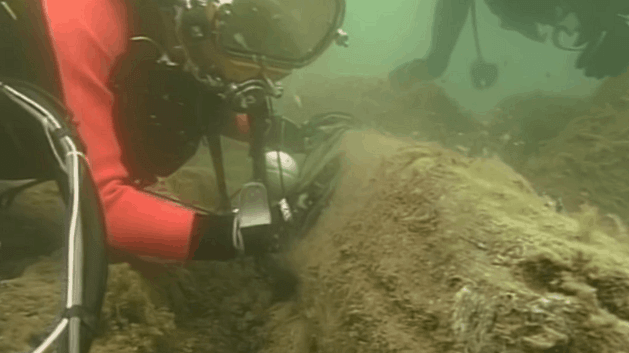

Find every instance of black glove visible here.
[190,210,282,260]
[190,212,237,260]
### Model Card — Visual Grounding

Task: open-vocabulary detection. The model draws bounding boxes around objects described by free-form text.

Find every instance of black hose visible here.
[1,81,107,353]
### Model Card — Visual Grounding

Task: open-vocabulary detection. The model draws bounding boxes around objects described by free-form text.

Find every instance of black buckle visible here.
[63,305,98,335]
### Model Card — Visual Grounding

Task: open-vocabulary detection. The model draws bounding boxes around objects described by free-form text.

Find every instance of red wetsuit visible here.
[44,0,198,260]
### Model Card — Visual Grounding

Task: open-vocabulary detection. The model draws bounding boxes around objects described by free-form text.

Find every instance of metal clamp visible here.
[335,29,349,48]
[221,78,283,112]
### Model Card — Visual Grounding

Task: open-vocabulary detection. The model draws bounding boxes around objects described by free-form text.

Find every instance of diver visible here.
[389,0,629,90]
[5,0,347,264]
[0,1,349,352]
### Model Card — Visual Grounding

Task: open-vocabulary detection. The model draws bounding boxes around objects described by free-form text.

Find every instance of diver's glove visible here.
[576,14,629,79]
[189,212,238,260]
[189,207,282,260]
[231,212,283,257]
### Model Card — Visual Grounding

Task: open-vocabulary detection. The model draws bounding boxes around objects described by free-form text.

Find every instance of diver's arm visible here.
[425,0,474,76]
[389,0,473,88]
[44,0,251,261]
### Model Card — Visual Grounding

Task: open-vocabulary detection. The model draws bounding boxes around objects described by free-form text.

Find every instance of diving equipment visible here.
[0,79,108,353]
[265,150,300,201]
[174,0,348,83]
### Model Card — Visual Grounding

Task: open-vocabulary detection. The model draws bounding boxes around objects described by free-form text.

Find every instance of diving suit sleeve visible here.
[44,0,204,260]
[425,0,474,74]
[389,0,473,88]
